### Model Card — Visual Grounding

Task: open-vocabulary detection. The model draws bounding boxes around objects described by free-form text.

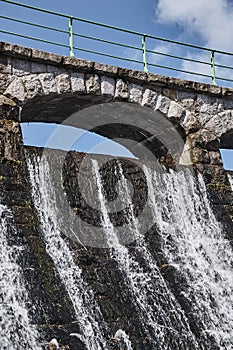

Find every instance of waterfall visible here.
[144,166,233,349]
[25,148,233,350]
[26,153,108,350]
[0,204,41,350]
[92,160,199,350]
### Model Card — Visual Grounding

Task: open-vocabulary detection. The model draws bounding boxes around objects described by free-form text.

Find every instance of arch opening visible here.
[21,97,186,164]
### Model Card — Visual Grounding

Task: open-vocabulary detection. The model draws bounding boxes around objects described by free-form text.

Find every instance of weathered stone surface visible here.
[1,42,32,58]
[70,72,85,93]
[114,79,128,99]
[167,101,185,122]
[189,129,219,150]
[0,56,12,74]
[63,57,93,71]
[0,95,19,120]
[12,58,31,76]
[32,49,62,65]
[31,62,47,74]
[101,76,115,96]
[141,89,158,109]
[180,112,200,134]
[178,90,195,109]
[4,77,26,101]
[39,73,57,95]
[209,150,223,165]
[94,62,118,76]
[205,110,233,138]
[163,88,178,100]
[85,74,101,94]
[23,75,42,99]
[191,147,210,164]
[129,84,143,104]
[155,95,170,114]
[55,73,71,94]
[118,68,147,82]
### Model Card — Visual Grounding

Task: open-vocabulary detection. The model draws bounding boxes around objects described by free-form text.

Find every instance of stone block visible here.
[167,101,185,122]
[23,75,43,99]
[39,73,57,95]
[94,62,118,76]
[32,49,62,65]
[85,74,101,94]
[0,95,19,120]
[70,72,85,93]
[4,77,26,102]
[114,79,128,99]
[141,89,157,109]
[209,151,223,165]
[12,58,31,76]
[129,84,143,104]
[205,110,233,138]
[1,42,31,58]
[31,62,47,74]
[180,112,200,134]
[55,74,71,94]
[63,57,93,71]
[155,94,170,115]
[101,76,115,96]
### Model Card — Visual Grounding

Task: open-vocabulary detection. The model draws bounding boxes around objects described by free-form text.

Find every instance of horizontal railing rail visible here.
[1,0,233,85]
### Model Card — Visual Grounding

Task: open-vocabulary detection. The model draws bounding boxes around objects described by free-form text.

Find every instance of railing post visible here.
[211,50,217,85]
[69,17,74,57]
[142,34,148,73]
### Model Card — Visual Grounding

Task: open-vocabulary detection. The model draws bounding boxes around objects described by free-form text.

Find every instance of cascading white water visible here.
[228,173,233,191]
[114,329,133,350]
[26,153,108,350]
[25,148,233,350]
[92,160,199,349]
[0,204,41,350]
[144,166,233,349]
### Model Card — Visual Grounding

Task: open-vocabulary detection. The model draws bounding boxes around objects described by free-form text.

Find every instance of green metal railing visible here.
[1,0,233,85]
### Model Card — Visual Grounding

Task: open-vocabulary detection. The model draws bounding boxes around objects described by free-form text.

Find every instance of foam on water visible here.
[0,204,41,350]
[26,153,108,350]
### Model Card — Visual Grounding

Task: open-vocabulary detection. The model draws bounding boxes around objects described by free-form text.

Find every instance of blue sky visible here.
[1,0,233,169]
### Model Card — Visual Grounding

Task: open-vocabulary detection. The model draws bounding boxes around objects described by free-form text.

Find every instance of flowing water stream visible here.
[0,204,41,350]
[21,150,233,350]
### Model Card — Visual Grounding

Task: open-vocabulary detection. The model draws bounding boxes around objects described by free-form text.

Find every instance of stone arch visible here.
[19,86,190,164]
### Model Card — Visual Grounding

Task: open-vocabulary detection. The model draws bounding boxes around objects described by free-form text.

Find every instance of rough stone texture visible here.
[1,41,233,153]
[101,76,115,96]
[39,73,57,95]
[85,74,101,94]
[5,77,27,101]
[70,72,85,93]
[141,88,158,109]
[155,95,171,114]
[0,95,19,120]
[114,79,128,99]
[55,73,71,94]
[205,110,233,138]
[128,84,143,104]
[167,100,185,122]
[23,75,42,99]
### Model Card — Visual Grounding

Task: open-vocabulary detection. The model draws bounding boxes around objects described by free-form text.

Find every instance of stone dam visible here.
[0,42,233,349]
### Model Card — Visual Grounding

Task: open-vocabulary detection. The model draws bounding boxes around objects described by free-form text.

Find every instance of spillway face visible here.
[0,118,232,349]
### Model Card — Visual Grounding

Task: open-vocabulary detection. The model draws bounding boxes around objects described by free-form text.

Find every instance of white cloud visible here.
[155,0,233,84]
[156,0,233,51]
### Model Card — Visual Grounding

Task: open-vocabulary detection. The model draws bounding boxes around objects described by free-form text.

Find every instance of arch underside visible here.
[21,94,185,163]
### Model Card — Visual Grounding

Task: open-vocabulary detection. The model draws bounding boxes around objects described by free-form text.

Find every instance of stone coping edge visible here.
[1,41,233,97]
